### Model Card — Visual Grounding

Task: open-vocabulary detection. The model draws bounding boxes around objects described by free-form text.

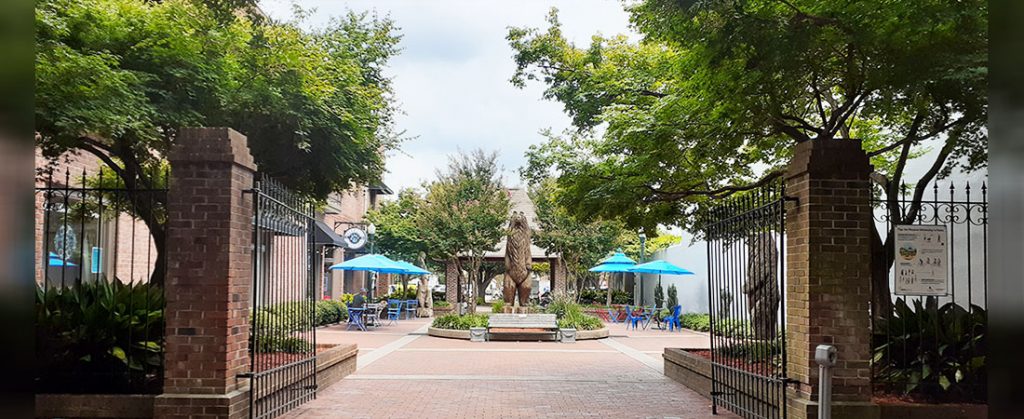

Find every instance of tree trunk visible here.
[870,224,894,325]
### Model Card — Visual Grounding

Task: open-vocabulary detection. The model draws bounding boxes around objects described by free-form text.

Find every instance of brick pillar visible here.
[154,128,255,419]
[445,260,459,305]
[549,257,567,297]
[784,139,878,419]
[376,273,391,299]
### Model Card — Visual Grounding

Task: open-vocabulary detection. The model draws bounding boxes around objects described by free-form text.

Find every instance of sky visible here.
[258,0,638,194]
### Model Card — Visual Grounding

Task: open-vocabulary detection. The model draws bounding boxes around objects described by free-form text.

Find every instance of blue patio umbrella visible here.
[628,260,694,303]
[589,251,636,302]
[597,251,636,266]
[48,252,76,267]
[327,254,406,274]
[392,260,430,275]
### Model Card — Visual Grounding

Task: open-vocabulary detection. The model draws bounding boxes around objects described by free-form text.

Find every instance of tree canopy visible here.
[510,0,986,319]
[36,0,401,198]
[510,2,987,231]
[365,188,430,266]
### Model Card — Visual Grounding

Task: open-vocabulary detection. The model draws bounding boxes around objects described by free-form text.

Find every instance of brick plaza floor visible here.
[284,315,735,418]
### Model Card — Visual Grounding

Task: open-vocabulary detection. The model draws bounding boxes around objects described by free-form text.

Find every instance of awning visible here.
[313,220,345,247]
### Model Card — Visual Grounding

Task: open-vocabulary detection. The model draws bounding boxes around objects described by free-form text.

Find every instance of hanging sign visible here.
[893,225,948,296]
[343,227,367,250]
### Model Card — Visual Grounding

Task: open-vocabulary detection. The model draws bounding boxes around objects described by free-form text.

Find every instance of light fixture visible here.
[367,223,376,235]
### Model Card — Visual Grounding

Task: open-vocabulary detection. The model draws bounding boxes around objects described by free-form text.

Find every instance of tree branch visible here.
[637,170,786,201]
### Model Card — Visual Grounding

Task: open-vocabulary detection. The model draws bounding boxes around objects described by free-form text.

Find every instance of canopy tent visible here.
[628,260,695,305]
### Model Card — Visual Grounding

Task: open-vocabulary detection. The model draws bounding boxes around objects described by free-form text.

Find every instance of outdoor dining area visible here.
[328,254,430,332]
[590,251,694,332]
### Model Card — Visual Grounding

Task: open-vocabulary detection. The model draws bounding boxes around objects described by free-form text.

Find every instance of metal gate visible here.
[245,175,318,419]
[700,184,789,419]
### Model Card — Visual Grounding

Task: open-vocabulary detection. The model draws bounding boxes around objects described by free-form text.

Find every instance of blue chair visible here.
[662,305,682,331]
[624,305,643,330]
[346,307,366,331]
[386,301,403,325]
[606,307,621,324]
[405,299,418,319]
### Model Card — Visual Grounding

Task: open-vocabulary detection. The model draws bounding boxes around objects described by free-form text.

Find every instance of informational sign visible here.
[90,247,103,274]
[894,225,948,296]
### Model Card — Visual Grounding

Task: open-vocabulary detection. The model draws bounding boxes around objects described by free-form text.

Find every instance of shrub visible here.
[577,288,632,305]
[491,300,505,313]
[386,285,417,300]
[476,296,486,305]
[434,300,451,308]
[314,300,347,325]
[680,313,711,332]
[431,313,489,330]
[545,296,604,330]
[873,297,986,402]
[253,335,313,354]
[715,318,753,339]
[340,293,354,305]
[36,281,165,394]
[654,284,664,308]
[667,284,678,308]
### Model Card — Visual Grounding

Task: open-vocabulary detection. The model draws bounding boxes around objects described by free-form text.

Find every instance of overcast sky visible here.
[259,0,637,193]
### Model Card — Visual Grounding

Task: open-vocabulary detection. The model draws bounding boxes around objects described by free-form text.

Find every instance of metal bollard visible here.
[815,344,837,419]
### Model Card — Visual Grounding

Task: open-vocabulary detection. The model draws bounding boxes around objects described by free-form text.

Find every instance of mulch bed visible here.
[686,349,780,376]
[254,344,337,372]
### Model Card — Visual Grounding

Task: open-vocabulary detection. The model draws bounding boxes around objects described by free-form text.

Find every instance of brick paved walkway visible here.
[284,317,734,418]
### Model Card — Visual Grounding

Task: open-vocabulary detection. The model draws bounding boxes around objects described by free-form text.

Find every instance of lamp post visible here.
[367,223,376,299]
[638,232,646,306]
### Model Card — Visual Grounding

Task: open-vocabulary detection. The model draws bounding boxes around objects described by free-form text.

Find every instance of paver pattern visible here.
[284,316,734,418]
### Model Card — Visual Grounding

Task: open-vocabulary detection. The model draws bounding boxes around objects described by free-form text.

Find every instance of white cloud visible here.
[258,0,637,191]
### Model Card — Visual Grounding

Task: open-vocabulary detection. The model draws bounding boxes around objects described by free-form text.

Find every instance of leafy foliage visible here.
[366,189,430,264]
[416,150,511,308]
[654,283,664,308]
[873,298,986,402]
[680,313,710,332]
[36,0,402,199]
[545,296,604,330]
[577,288,631,305]
[510,2,986,235]
[431,313,489,330]
[491,300,506,313]
[36,281,164,393]
[667,284,678,309]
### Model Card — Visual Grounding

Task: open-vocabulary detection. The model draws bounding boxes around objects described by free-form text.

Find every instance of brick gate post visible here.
[784,139,878,419]
[154,128,256,419]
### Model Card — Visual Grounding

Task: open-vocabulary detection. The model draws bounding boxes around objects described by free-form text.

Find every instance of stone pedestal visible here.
[784,139,878,419]
[154,128,255,419]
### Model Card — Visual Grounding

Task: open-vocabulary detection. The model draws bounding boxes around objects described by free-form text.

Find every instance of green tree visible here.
[654,283,664,308]
[35,0,401,284]
[529,178,622,301]
[366,189,430,265]
[416,150,511,312]
[510,2,986,318]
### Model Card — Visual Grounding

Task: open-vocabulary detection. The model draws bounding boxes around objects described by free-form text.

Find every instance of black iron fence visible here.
[245,174,318,419]
[699,183,788,419]
[34,168,167,394]
[871,182,987,403]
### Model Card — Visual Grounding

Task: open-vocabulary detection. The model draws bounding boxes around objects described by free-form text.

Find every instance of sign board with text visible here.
[894,224,948,296]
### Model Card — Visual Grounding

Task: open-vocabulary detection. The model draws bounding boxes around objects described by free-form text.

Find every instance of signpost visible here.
[893,225,948,296]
